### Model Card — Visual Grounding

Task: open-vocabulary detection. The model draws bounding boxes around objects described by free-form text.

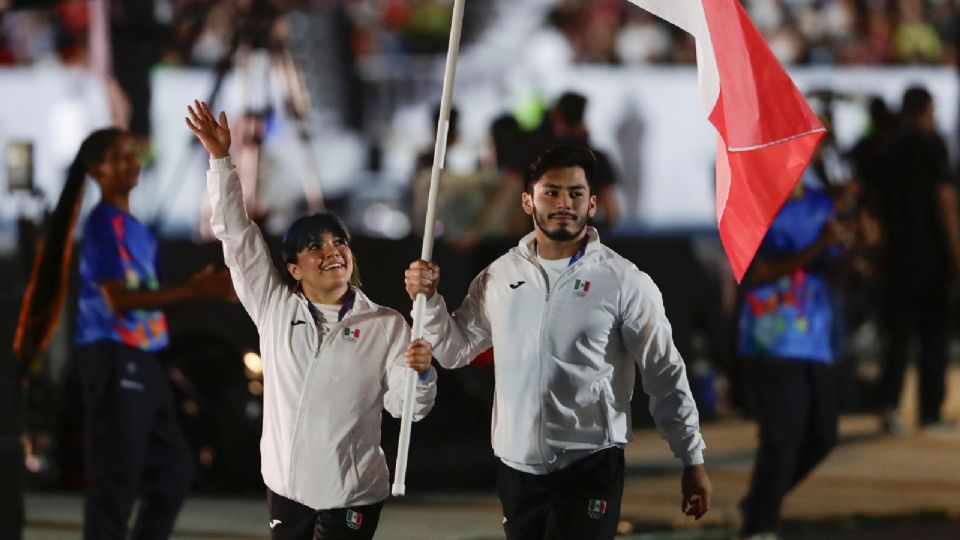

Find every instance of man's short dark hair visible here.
[525,145,596,192]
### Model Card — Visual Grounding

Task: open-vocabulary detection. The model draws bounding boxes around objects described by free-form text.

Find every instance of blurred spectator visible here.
[453,113,532,250]
[849,96,899,204]
[737,157,854,537]
[409,105,496,243]
[844,3,896,64]
[893,0,943,63]
[579,0,622,63]
[110,0,172,146]
[188,1,237,66]
[847,96,896,277]
[615,9,671,65]
[403,0,454,54]
[532,0,959,66]
[0,8,58,65]
[5,0,960,72]
[869,86,960,432]
[527,91,621,232]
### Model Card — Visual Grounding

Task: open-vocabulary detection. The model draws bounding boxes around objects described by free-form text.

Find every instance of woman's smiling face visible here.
[286,231,353,302]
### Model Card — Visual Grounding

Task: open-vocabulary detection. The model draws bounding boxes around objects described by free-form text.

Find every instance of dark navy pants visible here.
[77,342,193,540]
[497,447,625,540]
[266,489,383,540]
[741,356,838,536]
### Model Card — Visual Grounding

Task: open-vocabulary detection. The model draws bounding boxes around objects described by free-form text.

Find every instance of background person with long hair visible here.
[15,127,237,539]
[186,100,437,540]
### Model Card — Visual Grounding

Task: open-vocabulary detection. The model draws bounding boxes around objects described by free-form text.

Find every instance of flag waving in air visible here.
[627,0,826,281]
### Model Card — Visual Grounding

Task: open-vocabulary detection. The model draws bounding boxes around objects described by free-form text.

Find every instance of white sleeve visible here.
[207,156,286,328]
[417,270,493,370]
[620,268,705,466]
[382,314,437,420]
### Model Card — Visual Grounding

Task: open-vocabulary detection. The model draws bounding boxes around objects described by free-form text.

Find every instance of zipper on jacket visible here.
[527,248,589,470]
[289,299,326,493]
[531,256,553,468]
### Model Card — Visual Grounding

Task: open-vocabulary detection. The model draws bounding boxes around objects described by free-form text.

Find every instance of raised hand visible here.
[185,100,231,159]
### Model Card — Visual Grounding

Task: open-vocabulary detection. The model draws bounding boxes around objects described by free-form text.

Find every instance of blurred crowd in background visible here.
[3,0,960,68]
[0,0,477,67]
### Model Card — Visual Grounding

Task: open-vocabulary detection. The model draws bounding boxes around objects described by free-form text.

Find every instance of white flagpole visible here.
[393,0,467,497]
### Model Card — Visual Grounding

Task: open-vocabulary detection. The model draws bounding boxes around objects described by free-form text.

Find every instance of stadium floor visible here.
[23,366,960,539]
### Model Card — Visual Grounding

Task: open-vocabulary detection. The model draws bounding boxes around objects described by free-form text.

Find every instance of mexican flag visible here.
[627,0,825,281]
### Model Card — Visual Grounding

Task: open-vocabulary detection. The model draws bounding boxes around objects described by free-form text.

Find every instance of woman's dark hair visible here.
[14,128,126,365]
[524,145,596,192]
[281,212,361,288]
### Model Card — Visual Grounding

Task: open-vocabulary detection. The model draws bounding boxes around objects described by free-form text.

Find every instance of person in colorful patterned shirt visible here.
[737,171,855,539]
[17,127,237,540]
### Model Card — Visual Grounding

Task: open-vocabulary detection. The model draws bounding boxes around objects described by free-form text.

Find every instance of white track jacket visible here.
[208,157,436,509]
[421,229,704,471]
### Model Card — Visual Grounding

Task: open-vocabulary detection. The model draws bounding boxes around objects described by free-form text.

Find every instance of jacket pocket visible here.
[595,379,613,445]
[349,428,362,489]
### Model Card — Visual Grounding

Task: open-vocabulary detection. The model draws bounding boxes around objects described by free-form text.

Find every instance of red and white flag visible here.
[627,0,825,281]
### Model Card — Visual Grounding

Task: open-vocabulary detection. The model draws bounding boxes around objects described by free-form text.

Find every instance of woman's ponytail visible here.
[13,128,124,365]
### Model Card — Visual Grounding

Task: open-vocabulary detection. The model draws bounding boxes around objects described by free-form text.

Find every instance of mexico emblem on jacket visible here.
[342,327,360,342]
[574,279,591,297]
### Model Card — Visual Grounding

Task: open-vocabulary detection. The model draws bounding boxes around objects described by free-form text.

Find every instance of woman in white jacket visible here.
[186,101,437,540]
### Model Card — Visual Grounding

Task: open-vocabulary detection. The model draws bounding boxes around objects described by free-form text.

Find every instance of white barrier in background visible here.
[442,65,958,229]
[1,65,956,238]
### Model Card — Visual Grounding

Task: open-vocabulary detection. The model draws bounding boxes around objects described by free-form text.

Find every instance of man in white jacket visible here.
[405,145,711,540]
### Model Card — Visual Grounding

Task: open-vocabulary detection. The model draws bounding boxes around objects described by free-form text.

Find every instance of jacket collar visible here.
[298,285,375,322]
[515,227,601,265]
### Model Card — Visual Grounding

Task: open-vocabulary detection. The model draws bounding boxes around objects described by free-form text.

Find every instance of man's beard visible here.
[533,207,586,242]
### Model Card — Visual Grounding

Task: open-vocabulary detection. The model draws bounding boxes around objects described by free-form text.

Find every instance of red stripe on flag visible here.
[702,0,824,281]
[717,127,824,280]
[702,0,822,149]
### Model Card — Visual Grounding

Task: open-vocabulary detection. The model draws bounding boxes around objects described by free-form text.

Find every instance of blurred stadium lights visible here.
[242,351,263,378]
[362,202,411,239]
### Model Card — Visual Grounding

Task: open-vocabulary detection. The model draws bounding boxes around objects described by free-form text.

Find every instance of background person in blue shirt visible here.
[16,127,236,540]
[736,174,854,539]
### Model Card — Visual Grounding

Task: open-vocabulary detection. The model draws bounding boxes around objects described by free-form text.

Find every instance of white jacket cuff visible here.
[412,294,445,323]
[417,366,437,385]
[681,450,704,467]
[210,155,233,171]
